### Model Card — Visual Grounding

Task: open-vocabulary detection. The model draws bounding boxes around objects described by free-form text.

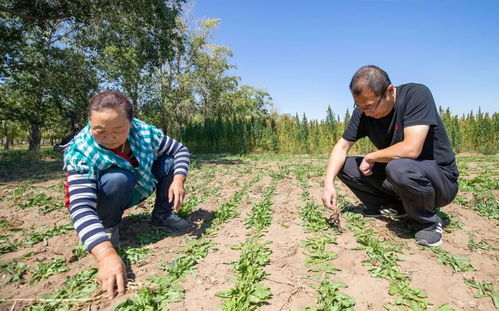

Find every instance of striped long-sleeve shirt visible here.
[65,135,190,251]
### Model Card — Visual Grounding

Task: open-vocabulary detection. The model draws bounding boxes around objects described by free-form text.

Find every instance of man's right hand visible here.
[95,247,127,298]
[322,184,338,211]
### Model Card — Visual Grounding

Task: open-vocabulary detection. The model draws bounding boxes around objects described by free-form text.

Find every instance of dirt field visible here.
[0,153,498,311]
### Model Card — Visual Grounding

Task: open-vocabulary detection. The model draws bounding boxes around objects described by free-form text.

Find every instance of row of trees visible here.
[1,1,271,150]
[180,107,498,155]
[1,2,496,155]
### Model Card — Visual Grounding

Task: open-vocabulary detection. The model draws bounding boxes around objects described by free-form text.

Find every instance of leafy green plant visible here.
[0,261,28,283]
[427,247,475,273]
[473,192,499,220]
[345,212,431,309]
[465,278,499,308]
[116,175,262,309]
[217,238,272,311]
[468,239,494,251]
[136,229,171,245]
[17,193,56,211]
[71,244,88,261]
[38,203,63,215]
[303,281,355,311]
[27,269,98,311]
[30,258,69,284]
[25,223,74,246]
[118,247,151,264]
[437,210,463,232]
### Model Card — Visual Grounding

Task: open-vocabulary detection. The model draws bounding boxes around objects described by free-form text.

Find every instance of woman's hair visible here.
[88,90,134,121]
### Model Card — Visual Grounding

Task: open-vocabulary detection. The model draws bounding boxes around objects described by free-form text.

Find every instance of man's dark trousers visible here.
[338,157,458,225]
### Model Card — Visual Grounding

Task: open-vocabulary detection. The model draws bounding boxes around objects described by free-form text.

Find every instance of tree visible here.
[1,0,183,150]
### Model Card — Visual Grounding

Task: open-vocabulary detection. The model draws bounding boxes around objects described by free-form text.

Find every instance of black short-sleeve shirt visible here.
[342,83,458,180]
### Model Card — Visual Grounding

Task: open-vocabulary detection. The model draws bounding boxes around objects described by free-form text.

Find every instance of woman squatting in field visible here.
[63,90,192,298]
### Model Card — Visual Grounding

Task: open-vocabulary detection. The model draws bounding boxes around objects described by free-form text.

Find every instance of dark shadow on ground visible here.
[0,149,64,184]
[119,208,215,248]
[189,208,215,238]
[340,203,415,240]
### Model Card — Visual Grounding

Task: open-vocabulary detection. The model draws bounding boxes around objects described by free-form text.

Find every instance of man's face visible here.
[353,86,394,118]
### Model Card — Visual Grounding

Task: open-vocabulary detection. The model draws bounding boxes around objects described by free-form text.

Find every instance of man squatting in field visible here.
[63,91,192,298]
[322,65,459,247]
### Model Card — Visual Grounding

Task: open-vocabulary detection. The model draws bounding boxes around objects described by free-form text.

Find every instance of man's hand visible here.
[95,247,127,299]
[359,156,374,176]
[169,175,186,213]
[322,184,338,211]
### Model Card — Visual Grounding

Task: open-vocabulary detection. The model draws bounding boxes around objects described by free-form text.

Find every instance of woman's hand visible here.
[169,175,186,213]
[93,244,127,298]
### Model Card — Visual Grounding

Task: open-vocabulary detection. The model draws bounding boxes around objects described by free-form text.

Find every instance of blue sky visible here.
[191,1,498,120]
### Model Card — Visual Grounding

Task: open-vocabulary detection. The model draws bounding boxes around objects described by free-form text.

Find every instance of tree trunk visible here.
[2,120,9,150]
[29,122,42,151]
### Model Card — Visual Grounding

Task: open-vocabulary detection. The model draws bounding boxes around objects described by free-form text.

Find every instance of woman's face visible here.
[89,108,131,150]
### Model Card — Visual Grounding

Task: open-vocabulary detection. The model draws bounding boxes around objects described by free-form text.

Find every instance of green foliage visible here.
[472,192,499,220]
[0,261,28,283]
[27,269,98,311]
[303,281,355,311]
[345,212,430,309]
[468,239,494,251]
[217,238,272,311]
[426,247,475,272]
[26,223,74,246]
[118,247,151,265]
[30,258,69,284]
[116,174,260,309]
[465,278,499,308]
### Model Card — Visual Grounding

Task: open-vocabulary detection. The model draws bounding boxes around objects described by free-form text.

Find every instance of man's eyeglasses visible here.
[354,88,387,112]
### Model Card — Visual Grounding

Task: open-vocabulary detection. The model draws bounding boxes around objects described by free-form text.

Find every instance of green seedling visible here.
[303,280,355,311]
[116,175,261,309]
[30,258,69,284]
[17,193,56,211]
[427,247,475,273]
[71,244,87,261]
[465,278,499,308]
[26,223,74,246]
[436,210,463,232]
[468,239,494,251]
[473,192,499,220]
[217,238,272,311]
[0,261,28,283]
[136,229,171,245]
[27,268,98,311]
[118,247,151,264]
[38,204,63,215]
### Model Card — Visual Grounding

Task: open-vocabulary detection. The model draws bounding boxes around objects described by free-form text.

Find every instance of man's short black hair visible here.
[349,65,391,97]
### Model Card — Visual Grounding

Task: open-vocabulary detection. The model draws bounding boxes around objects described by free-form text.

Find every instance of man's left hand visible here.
[168,175,186,213]
[359,156,374,176]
